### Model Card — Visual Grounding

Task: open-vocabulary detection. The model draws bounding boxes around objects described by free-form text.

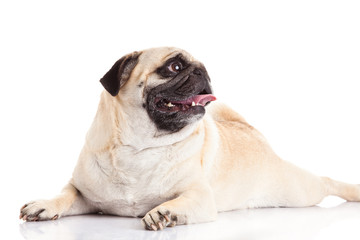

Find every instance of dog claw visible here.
[51,215,59,220]
[163,214,170,222]
[157,222,164,230]
[150,224,157,231]
[168,221,176,227]
[142,208,179,231]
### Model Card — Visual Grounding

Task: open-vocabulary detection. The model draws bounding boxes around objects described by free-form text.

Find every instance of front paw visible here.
[20,200,60,221]
[142,207,179,231]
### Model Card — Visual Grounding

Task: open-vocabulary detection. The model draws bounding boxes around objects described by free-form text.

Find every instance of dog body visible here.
[20,47,360,230]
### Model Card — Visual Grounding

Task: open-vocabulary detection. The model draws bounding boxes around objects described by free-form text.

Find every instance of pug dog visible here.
[20,47,360,231]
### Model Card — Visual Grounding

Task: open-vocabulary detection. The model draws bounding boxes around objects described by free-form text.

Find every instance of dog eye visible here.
[168,61,183,73]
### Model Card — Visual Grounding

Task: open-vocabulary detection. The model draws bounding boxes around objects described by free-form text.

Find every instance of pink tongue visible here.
[192,94,217,106]
[174,94,217,106]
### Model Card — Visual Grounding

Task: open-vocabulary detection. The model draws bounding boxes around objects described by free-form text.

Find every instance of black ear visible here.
[100,51,141,96]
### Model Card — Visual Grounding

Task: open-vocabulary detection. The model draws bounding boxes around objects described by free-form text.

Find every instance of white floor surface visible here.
[7,198,360,240]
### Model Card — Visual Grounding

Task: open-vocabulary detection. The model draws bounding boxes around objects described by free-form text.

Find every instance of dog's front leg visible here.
[142,182,217,231]
[20,180,95,221]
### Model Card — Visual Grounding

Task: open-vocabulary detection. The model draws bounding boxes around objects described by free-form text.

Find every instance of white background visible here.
[1,0,359,239]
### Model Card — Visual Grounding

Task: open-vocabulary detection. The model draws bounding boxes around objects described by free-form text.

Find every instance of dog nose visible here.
[193,68,203,76]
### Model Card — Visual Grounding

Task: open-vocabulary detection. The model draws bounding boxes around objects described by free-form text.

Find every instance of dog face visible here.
[100,47,216,133]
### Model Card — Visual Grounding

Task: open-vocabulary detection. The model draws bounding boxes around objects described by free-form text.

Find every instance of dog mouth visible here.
[147,65,215,132]
[155,91,216,113]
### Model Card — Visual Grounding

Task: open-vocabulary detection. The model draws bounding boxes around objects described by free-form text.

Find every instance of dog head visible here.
[100,47,216,133]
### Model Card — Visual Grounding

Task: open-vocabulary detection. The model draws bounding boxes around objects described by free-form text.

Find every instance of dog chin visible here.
[147,104,205,133]
[146,92,215,132]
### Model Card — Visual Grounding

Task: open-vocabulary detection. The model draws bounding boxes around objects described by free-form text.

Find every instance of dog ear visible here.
[100,51,141,96]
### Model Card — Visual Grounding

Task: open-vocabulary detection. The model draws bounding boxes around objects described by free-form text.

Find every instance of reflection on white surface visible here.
[19,202,360,240]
